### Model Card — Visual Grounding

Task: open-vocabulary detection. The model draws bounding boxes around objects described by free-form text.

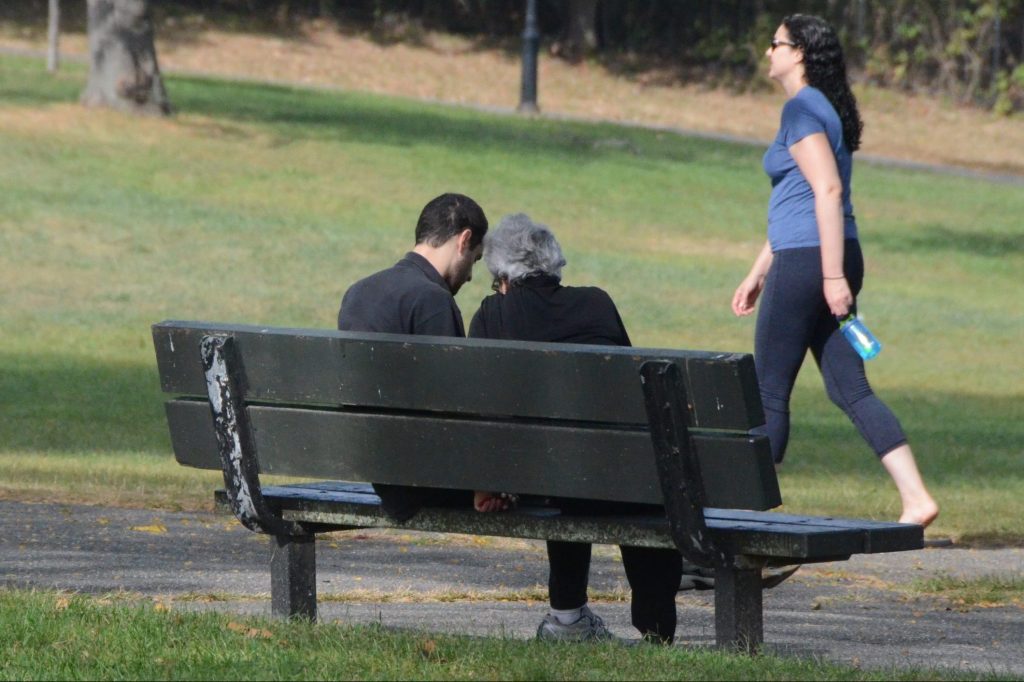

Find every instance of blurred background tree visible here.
[81,0,171,115]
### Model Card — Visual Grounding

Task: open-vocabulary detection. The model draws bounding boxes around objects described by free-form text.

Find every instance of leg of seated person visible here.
[417,488,475,509]
[620,545,683,643]
[547,540,591,612]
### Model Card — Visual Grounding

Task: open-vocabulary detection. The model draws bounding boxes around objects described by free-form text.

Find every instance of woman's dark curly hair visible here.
[783,14,864,152]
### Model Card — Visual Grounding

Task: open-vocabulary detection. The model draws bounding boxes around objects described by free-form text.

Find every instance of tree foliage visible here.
[182,0,1024,111]
[7,0,1023,111]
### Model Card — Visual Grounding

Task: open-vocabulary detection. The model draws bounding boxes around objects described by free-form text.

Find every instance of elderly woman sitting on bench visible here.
[468,213,684,644]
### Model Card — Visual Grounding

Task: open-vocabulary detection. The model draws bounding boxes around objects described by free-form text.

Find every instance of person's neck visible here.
[412,243,452,282]
[781,74,807,99]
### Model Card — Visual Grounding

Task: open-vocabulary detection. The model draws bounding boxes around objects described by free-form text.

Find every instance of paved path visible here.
[2,500,1021,676]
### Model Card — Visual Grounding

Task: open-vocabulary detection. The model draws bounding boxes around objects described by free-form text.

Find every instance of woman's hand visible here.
[732,275,764,317]
[823,277,853,317]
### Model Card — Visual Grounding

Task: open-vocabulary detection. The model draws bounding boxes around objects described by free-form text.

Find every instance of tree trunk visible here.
[82,0,171,116]
[47,0,60,73]
[559,0,599,60]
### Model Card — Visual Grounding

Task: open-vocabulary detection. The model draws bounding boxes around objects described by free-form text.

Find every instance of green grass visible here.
[1,54,1022,543]
[0,590,987,680]
[908,574,1024,608]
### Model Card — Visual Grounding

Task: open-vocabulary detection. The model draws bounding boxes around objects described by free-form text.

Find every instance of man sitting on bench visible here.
[337,192,512,520]
[468,213,684,644]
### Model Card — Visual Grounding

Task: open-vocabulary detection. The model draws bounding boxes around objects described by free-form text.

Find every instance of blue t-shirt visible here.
[763,86,857,251]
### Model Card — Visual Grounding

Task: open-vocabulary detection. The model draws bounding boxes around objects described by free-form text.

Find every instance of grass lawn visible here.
[1,54,1022,544]
[0,589,987,681]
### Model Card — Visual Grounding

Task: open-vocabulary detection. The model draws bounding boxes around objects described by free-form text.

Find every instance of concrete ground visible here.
[1,500,1021,676]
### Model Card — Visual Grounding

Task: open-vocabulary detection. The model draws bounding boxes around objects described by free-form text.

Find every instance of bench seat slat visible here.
[220,484,918,560]
[702,508,923,554]
[166,399,780,509]
[153,321,763,431]
[252,481,922,554]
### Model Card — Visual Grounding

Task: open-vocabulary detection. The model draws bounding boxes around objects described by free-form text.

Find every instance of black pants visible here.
[754,241,907,463]
[372,484,472,522]
[379,489,683,641]
[546,499,683,643]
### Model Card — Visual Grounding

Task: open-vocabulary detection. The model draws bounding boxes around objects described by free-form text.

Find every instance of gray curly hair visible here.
[484,213,566,283]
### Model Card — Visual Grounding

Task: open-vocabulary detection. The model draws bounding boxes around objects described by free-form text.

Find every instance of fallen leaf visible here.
[420,639,443,660]
[54,597,71,611]
[226,621,272,638]
[130,524,167,534]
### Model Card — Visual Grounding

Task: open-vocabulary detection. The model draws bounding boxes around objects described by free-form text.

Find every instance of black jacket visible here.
[469,274,630,347]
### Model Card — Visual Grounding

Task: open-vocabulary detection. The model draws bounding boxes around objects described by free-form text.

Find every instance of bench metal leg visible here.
[714,565,763,653]
[271,533,317,621]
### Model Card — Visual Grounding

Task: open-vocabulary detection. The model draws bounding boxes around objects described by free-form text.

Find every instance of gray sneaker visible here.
[761,564,800,589]
[678,560,716,591]
[678,562,801,591]
[536,605,614,642]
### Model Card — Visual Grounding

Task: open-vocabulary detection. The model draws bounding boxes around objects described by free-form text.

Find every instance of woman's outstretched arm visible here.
[732,240,774,317]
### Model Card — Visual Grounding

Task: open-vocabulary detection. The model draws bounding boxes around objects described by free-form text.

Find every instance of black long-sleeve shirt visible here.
[469,274,630,347]
[338,252,465,337]
[337,251,468,520]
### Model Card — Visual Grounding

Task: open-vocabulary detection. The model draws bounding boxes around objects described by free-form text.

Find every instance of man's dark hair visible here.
[415,193,489,248]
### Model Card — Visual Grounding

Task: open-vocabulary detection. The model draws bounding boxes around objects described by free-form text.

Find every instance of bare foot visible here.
[899,498,939,527]
[474,491,517,513]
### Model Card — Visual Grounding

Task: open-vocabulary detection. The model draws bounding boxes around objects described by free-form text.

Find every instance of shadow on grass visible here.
[871,223,1024,258]
[0,353,169,454]
[0,57,84,106]
[1,51,761,170]
[165,74,760,169]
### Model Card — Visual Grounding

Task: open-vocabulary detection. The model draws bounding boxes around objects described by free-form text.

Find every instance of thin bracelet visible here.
[823,275,845,280]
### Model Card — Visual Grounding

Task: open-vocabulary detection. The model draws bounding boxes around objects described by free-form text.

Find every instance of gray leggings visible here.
[754,240,907,463]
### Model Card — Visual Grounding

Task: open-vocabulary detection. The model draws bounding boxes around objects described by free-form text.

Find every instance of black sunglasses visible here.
[770,38,797,50]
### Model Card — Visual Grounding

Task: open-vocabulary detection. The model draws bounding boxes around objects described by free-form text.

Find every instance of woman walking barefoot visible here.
[732,14,938,526]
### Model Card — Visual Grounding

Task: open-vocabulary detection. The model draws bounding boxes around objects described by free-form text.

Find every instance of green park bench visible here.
[152,320,923,651]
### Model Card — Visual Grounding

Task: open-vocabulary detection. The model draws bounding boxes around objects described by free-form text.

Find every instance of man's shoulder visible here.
[339,257,460,336]
[348,259,449,300]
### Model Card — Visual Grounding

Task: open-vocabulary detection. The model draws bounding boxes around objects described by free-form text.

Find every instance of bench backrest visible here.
[153,321,781,510]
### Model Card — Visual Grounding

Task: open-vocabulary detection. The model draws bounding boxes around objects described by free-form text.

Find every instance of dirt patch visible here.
[1,21,1022,175]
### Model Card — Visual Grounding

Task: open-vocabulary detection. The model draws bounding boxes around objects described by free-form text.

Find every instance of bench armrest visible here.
[201,334,307,537]
[641,361,726,567]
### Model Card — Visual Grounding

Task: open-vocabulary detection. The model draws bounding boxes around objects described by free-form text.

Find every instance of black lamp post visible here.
[518,0,540,113]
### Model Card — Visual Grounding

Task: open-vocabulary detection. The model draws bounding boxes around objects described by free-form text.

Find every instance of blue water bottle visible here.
[838,314,882,360]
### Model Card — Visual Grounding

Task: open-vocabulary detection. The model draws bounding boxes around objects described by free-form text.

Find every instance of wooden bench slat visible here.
[704,508,923,553]
[153,321,764,431]
[237,486,868,560]
[249,483,918,557]
[247,482,921,554]
[166,399,781,509]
